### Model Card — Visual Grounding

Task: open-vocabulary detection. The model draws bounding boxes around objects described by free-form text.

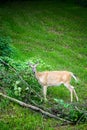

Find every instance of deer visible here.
[28,62,78,102]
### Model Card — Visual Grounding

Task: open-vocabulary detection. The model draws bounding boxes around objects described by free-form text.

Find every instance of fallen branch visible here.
[0,92,71,124]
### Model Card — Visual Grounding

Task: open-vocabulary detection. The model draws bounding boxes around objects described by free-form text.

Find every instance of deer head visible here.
[28,62,39,74]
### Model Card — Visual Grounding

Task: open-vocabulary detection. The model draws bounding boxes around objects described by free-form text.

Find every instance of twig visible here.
[0,92,71,124]
[76,113,85,125]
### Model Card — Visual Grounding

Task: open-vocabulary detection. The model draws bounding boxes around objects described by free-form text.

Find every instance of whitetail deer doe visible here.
[29,63,78,102]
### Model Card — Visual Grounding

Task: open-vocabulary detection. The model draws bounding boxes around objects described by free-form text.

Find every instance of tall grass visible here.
[0,1,87,129]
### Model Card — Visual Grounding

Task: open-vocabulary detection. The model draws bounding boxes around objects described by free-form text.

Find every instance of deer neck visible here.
[34,69,39,80]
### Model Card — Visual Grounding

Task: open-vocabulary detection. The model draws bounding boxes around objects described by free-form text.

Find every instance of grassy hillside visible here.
[0,1,87,129]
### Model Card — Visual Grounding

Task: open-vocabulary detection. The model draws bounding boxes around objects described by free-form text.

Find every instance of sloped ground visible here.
[0,1,87,129]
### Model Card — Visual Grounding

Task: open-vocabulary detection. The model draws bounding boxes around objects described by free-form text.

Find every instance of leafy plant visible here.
[0,36,14,57]
[53,98,87,124]
[0,57,46,104]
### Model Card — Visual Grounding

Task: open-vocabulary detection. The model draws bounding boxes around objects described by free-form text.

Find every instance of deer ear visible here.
[35,61,39,67]
[28,62,33,67]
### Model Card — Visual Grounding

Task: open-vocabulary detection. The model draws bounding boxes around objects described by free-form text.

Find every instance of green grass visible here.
[0,1,87,129]
[0,102,87,130]
[0,103,59,130]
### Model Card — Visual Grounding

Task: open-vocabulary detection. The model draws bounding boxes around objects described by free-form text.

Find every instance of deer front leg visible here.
[43,86,47,101]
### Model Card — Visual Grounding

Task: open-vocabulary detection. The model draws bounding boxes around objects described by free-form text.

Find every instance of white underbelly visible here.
[47,82,63,87]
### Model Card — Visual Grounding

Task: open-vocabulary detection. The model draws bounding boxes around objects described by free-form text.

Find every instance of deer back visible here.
[36,71,71,86]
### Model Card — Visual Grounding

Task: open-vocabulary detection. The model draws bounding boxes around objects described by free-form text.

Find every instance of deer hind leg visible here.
[71,85,78,102]
[64,83,74,102]
[64,83,78,102]
[43,86,47,101]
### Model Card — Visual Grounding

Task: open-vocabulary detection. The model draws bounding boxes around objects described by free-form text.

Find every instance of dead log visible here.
[0,92,71,124]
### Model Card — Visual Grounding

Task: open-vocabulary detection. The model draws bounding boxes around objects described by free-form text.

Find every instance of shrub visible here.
[0,36,14,57]
[0,57,46,103]
[53,99,87,124]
